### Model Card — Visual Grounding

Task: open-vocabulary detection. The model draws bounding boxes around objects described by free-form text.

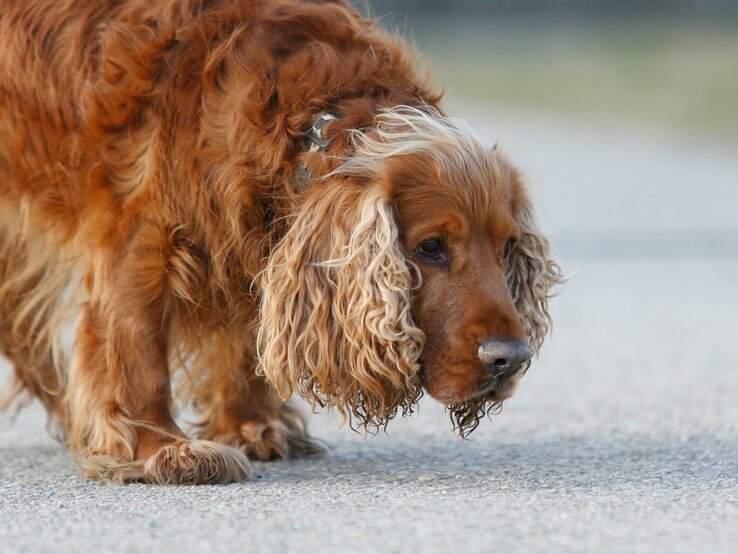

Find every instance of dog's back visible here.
[1,0,188,217]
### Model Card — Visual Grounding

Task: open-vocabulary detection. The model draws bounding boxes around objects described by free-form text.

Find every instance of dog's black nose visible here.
[478,338,531,378]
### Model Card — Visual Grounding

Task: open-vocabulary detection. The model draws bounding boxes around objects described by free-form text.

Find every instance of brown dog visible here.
[0,0,562,484]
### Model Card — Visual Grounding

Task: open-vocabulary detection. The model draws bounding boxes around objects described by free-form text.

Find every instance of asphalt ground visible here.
[1,108,737,553]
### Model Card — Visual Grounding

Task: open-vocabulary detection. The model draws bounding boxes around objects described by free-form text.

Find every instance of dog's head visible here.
[258,106,562,434]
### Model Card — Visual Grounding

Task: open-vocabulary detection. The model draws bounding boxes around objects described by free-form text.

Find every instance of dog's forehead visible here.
[391,146,517,219]
[447,149,516,217]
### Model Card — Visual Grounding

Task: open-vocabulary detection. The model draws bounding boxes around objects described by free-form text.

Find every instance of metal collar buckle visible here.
[306,112,338,152]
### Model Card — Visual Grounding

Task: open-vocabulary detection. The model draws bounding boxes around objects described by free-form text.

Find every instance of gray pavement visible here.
[1,109,737,553]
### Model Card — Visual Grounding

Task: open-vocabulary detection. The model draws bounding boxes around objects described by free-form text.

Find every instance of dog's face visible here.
[259,106,561,434]
[391,155,529,408]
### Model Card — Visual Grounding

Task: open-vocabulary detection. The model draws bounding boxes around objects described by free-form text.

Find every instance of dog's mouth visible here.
[460,373,516,404]
[418,359,524,436]
[419,358,524,406]
[444,379,506,438]
[466,376,501,401]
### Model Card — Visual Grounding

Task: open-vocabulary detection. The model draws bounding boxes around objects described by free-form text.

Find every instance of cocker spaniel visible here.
[0,0,562,484]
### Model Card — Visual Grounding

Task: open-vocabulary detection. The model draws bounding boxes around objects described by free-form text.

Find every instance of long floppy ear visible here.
[507,194,564,356]
[257,183,424,428]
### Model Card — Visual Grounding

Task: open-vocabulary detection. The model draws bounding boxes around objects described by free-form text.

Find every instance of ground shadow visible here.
[249,432,738,492]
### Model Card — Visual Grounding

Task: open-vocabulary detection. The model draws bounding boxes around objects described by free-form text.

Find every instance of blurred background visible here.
[360,0,738,257]
[367,0,738,135]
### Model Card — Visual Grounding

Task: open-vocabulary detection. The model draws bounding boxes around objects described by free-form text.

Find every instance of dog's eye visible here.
[502,238,514,261]
[417,238,445,263]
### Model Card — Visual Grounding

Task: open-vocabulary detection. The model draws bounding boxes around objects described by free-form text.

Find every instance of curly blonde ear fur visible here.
[258,183,424,428]
[508,198,563,356]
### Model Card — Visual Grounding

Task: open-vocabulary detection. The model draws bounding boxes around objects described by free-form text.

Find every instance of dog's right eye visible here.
[416,238,446,263]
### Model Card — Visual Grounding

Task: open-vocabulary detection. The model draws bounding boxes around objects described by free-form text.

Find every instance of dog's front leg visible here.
[66,223,250,484]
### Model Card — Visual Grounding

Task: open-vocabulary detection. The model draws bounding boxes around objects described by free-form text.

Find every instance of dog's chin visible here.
[425,368,524,437]
[423,365,523,406]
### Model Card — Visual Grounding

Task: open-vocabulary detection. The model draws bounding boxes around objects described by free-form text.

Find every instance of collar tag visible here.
[306,112,338,152]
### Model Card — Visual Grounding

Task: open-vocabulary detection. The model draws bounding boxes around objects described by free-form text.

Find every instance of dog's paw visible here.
[216,415,325,461]
[126,440,251,485]
[239,416,291,460]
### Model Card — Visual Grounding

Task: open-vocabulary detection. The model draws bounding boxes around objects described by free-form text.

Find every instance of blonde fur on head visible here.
[331,105,489,181]
[258,183,424,429]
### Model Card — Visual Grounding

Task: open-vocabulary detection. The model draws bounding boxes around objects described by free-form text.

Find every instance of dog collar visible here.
[292,112,339,191]
[306,112,338,152]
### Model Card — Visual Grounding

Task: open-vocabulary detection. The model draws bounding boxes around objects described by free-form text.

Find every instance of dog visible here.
[0,0,562,484]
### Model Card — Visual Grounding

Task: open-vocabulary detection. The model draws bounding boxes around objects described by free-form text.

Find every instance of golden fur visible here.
[0,0,562,484]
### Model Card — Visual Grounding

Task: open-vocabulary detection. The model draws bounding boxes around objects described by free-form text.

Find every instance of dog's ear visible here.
[507,192,563,355]
[258,183,424,428]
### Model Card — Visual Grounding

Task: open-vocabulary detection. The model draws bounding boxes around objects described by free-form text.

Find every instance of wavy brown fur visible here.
[0,0,560,484]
